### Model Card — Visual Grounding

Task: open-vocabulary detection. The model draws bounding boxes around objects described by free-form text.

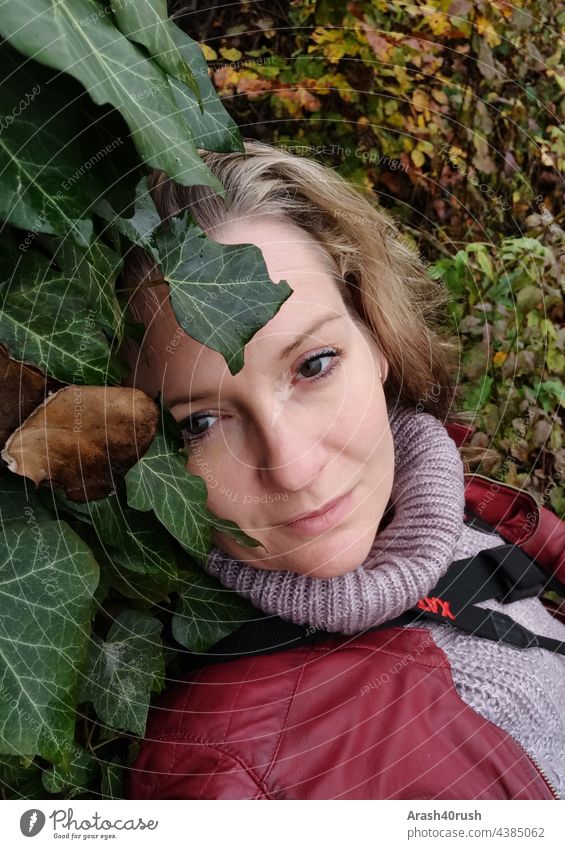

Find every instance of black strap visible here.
[395,604,565,654]
[185,531,565,668]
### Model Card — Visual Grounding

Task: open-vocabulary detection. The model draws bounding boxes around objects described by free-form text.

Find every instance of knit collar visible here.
[204,401,467,634]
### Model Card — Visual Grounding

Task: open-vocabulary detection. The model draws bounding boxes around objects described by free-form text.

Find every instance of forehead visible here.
[133,216,347,402]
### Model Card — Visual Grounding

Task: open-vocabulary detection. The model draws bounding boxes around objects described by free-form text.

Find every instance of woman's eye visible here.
[179,413,217,442]
[297,348,341,381]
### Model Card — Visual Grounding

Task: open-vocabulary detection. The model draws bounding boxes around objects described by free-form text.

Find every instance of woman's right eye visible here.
[179,414,217,443]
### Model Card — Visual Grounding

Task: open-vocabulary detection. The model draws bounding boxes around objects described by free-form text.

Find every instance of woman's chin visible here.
[213,523,377,578]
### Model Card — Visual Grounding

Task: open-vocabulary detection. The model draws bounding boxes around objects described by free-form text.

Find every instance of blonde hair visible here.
[121,138,468,425]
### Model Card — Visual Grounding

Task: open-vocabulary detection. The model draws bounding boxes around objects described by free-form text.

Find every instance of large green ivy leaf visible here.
[124,431,262,566]
[152,214,294,375]
[110,1,242,151]
[0,487,99,765]
[0,1,228,193]
[167,23,243,152]
[78,610,164,737]
[52,239,125,347]
[110,0,201,102]
[0,245,127,385]
[0,43,99,246]
[172,570,261,653]
[52,486,178,579]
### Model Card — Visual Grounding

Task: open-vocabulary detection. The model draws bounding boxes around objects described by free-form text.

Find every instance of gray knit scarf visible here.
[205,401,468,634]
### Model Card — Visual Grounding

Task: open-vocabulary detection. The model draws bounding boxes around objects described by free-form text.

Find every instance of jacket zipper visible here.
[512,737,560,799]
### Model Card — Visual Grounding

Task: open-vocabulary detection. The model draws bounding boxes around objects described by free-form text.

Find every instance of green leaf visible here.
[152,214,294,375]
[100,758,123,800]
[0,246,127,385]
[0,470,53,525]
[0,755,44,799]
[172,569,260,652]
[125,431,262,566]
[0,504,99,764]
[78,610,164,737]
[166,24,244,152]
[538,379,564,413]
[0,42,110,247]
[53,486,178,579]
[463,375,494,412]
[95,177,162,252]
[110,0,201,104]
[125,430,210,562]
[0,1,225,194]
[51,238,125,346]
[42,745,99,795]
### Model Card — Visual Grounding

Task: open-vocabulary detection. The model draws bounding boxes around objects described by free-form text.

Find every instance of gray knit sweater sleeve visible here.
[421,523,565,800]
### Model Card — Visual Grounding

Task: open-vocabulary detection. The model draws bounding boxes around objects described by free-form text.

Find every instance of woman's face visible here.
[129,215,394,577]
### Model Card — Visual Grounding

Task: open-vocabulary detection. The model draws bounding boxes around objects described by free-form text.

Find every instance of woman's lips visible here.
[282,488,356,537]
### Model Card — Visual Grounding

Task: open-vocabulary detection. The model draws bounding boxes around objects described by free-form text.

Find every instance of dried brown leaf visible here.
[1,385,159,502]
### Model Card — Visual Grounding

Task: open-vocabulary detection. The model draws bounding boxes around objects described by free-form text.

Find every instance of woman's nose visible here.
[254,409,329,493]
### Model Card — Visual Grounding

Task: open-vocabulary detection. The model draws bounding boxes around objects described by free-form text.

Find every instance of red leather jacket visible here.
[127,423,565,800]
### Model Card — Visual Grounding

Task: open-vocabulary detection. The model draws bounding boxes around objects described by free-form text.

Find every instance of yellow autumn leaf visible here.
[324,42,349,64]
[412,90,430,112]
[493,351,508,367]
[431,88,448,105]
[476,16,501,47]
[199,43,217,61]
[411,148,425,168]
[427,13,451,36]
[219,47,243,62]
[311,28,342,44]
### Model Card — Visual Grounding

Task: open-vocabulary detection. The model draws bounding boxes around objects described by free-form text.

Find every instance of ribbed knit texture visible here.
[205,402,565,798]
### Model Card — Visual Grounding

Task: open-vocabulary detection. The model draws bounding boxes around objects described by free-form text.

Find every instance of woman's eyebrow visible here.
[167,313,345,407]
[279,313,345,360]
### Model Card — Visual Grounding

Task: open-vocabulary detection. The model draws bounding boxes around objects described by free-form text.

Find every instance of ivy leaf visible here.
[53,485,179,581]
[0,1,226,194]
[152,214,294,375]
[110,0,201,105]
[78,610,164,737]
[0,248,127,385]
[0,43,101,246]
[0,503,99,765]
[52,239,125,347]
[0,755,45,799]
[0,470,53,524]
[100,758,123,800]
[167,24,244,151]
[42,745,99,796]
[124,430,211,563]
[172,569,261,652]
[125,431,263,566]
[95,177,162,253]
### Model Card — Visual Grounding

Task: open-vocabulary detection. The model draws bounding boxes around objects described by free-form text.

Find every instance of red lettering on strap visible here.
[416,596,456,620]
